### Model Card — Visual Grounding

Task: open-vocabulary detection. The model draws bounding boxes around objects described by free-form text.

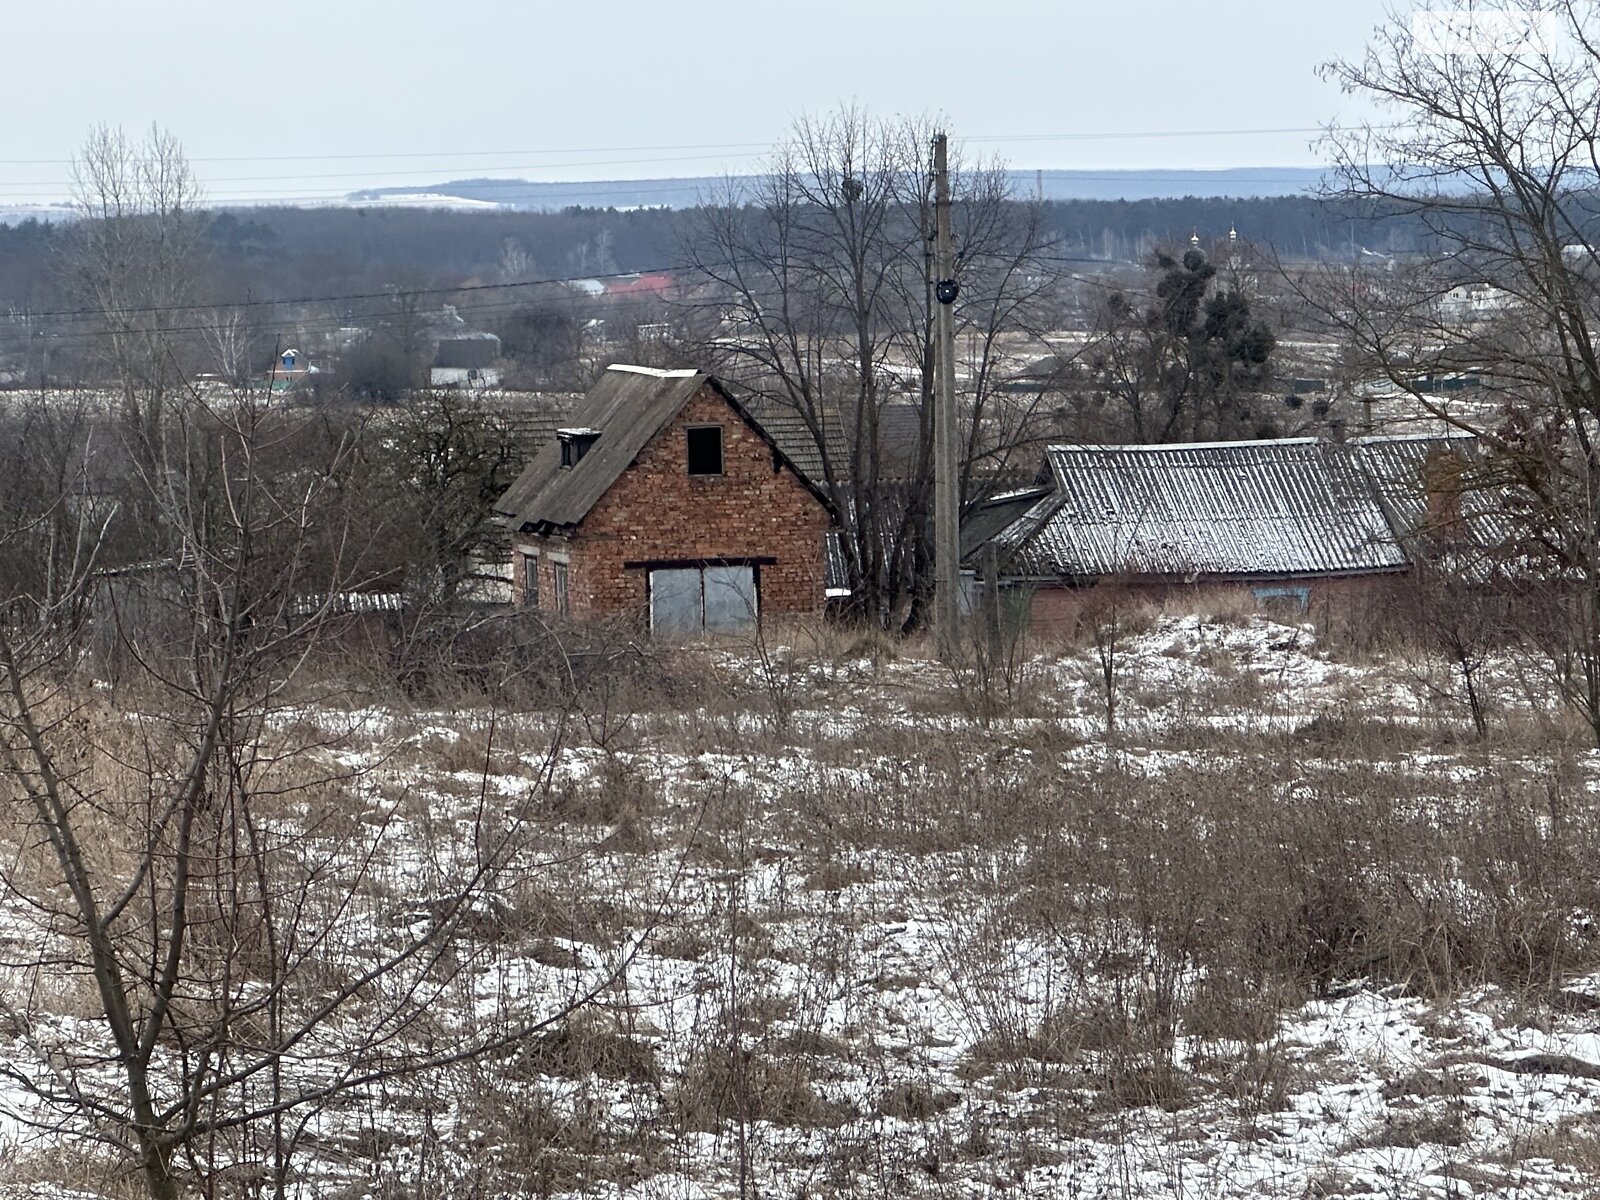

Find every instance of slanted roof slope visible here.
[495,366,708,531]
[494,365,827,534]
[990,438,1410,580]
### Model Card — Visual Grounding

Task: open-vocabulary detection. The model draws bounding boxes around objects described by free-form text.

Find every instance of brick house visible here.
[493,365,832,632]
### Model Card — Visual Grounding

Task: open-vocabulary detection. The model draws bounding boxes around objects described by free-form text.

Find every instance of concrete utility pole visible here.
[932,132,961,655]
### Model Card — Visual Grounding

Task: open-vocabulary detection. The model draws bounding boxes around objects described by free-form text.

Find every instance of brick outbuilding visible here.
[962,433,1508,635]
[494,365,833,632]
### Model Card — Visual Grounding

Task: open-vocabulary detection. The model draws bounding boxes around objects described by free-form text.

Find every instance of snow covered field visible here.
[5,612,1600,1200]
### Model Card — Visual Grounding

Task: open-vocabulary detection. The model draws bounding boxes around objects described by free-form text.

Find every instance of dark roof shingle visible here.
[494,365,829,534]
[494,366,709,531]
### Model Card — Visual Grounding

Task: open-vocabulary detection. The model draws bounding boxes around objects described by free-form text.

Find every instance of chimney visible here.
[1422,447,1467,538]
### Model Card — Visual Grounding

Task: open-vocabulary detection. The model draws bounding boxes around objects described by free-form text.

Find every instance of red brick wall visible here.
[511,384,830,623]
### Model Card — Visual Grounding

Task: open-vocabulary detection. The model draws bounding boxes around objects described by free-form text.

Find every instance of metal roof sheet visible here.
[995,439,1410,580]
[1351,432,1514,549]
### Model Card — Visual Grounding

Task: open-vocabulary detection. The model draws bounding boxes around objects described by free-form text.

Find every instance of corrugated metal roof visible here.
[993,439,1410,580]
[1352,432,1514,549]
[961,487,1051,561]
[288,591,406,617]
[824,530,849,593]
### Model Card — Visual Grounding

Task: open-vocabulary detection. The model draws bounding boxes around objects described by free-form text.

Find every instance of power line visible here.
[9,266,681,324]
[0,170,1336,202]
[0,238,1259,333]
[972,126,1341,143]
[0,141,779,167]
[0,151,773,189]
[2,270,1179,347]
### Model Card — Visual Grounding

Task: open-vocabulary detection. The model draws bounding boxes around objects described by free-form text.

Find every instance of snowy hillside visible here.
[4,612,1599,1200]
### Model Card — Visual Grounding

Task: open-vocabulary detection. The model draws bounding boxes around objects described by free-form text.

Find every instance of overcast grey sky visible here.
[2,0,1397,206]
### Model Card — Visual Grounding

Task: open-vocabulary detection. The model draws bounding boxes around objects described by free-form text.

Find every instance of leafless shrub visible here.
[514,1014,661,1086]
[671,1041,842,1131]
[939,608,1041,726]
[875,1082,959,1120]
[1504,1113,1600,1174]
[1076,582,1158,736]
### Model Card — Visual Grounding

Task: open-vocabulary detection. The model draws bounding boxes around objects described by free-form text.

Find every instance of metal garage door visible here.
[702,565,757,631]
[649,565,757,634]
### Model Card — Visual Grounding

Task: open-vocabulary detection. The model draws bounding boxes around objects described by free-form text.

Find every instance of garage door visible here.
[649,565,757,634]
[702,565,757,631]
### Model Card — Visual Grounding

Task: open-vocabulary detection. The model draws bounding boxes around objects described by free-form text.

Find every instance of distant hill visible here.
[348,168,1333,211]
[0,204,74,225]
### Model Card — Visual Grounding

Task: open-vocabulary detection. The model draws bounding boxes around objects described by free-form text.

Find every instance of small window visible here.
[686,425,724,476]
[523,554,539,608]
[1251,585,1310,613]
[559,430,599,469]
[552,561,570,616]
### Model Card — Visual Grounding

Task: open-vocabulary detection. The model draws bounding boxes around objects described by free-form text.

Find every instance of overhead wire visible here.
[0,126,1345,168]
[4,253,1176,347]
[3,241,1152,334]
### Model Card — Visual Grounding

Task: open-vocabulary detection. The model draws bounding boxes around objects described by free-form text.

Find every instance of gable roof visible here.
[983,438,1412,581]
[740,397,850,487]
[494,365,825,534]
[738,396,925,489]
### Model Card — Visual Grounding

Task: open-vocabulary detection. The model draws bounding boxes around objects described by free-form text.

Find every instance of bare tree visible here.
[0,220,674,1200]
[1079,246,1281,444]
[1307,0,1600,739]
[382,388,526,610]
[0,390,111,621]
[65,124,208,464]
[0,386,638,1200]
[681,108,1059,631]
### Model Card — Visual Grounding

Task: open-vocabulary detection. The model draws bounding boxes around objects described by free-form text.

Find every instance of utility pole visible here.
[932,132,961,656]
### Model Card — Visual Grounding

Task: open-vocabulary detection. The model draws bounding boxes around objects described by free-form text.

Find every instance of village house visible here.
[493,365,833,633]
[431,333,502,390]
[964,432,1499,633]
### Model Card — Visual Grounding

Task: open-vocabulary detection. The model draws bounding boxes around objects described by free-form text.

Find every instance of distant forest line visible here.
[0,193,1431,318]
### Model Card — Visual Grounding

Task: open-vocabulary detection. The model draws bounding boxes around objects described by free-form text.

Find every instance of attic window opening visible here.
[686,425,724,476]
[558,428,601,469]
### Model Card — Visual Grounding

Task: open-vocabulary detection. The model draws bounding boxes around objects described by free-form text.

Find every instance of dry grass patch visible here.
[1505,1113,1600,1174]
[514,1014,660,1085]
[671,1045,845,1130]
